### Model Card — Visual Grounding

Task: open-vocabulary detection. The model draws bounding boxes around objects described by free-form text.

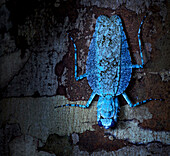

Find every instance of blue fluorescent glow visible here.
[55,15,162,129]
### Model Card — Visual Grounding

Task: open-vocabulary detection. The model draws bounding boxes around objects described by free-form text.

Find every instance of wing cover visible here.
[86,15,132,96]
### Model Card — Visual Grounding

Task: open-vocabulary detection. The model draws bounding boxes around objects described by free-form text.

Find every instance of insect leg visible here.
[68,34,87,81]
[122,92,163,107]
[55,91,96,109]
[132,16,146,69]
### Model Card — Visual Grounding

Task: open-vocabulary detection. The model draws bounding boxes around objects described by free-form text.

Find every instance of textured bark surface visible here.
[0,0,169,155]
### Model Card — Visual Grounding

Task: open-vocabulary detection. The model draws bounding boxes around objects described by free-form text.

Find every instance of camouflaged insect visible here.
[55,15,162,129]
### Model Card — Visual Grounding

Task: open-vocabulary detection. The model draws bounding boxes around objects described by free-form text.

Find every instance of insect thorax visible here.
[97,95,118,129]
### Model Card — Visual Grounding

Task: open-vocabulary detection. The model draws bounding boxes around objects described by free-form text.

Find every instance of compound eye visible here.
[110,120,115,127]
[98,120,103,127]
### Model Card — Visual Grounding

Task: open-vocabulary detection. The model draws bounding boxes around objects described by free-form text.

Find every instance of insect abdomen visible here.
[87,15,132,96]
[116,23,132,95]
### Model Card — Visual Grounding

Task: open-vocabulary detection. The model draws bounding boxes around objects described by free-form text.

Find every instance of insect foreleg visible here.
[132,16,146,69]
[55,91,96,109]
[122,92,163,107]
[68,34,87,81]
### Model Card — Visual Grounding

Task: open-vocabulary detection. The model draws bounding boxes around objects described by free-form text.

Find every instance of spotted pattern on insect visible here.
[55,15,162,129]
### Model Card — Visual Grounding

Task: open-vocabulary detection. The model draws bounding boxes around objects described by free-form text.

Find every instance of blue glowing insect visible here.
[55,15,162,129]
